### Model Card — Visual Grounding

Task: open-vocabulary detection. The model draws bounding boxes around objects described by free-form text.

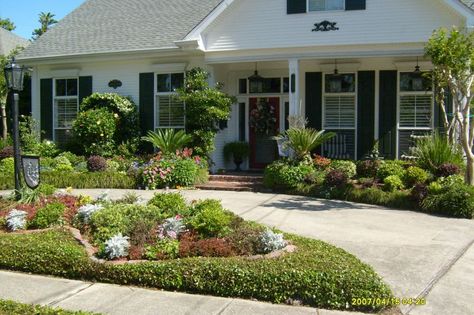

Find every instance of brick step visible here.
[196,181,269,192]
[208,175,264,183]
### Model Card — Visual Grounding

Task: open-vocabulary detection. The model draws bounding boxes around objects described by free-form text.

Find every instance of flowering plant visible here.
[250,99,277,135]
[6,209,28,231]
[157,215,186,239]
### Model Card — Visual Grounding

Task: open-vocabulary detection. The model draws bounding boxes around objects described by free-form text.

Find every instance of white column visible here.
[288,58,300,116]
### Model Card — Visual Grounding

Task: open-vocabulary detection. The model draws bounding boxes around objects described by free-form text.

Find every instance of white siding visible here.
[203,0,464,51]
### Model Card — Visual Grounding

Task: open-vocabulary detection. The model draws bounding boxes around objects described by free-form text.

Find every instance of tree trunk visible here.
[466,156,474,186]
[1,104,7,140]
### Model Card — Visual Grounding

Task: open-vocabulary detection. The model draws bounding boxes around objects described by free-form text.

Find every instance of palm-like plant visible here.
[32,12,58,39]
[142,129,192,154]
[275,128,335,160]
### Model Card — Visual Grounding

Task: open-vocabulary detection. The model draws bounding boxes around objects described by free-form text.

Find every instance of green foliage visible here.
[0,299,98,315]
[72,108,117,156]
[356,160,380,178]
[330,160,357,179]
[58,152,84,166]
[177,68,234,158]
[54,155,73,172]
[145,239,180,260]
[188,199,233,238]
[346,187,415,210]
[411,132,464,174]
[0,157,14,173]
[147,192,189,217]
[142,129,192,154]
[38,171,136,189]
[32,12,57,39]
[19,116,41,154]
[275,128,335,160]
[404,166,430,187]
[264,160,314,189]
[377,160,406,180]
[0,229,392,312]
[223,141,250,161]
[36,183,57,196]
[29,202,66,229]
[80,93,139,144]
[383,175,405,192]
[171,158,199,186]
[422,182,474,219]
[37,140,60,158]
[0,18,16,31]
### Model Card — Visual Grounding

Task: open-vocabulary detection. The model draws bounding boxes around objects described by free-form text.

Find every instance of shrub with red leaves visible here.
[12,203,40,221]
[50,195,81,224]
[0,146,13,160]
[436,163,460,178]
[179,232,235,258]
[411,183,429,206]
[87,156,107,172]
[356,160,381,178]
[324,170,348,188]
[313,155,331,170]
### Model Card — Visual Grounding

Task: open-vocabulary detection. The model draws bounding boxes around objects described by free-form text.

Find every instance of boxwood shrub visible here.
[264,160,313,190]
[0,299,98,315]
[0,229,392,313]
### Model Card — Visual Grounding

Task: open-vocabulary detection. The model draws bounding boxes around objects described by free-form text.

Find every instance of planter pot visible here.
[233,158,243,172]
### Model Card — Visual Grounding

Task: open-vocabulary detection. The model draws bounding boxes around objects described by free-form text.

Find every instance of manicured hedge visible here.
[0,229,392,313]
[0,299,98,315]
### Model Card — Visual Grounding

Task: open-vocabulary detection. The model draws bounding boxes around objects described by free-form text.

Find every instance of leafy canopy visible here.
[0,18,15,31]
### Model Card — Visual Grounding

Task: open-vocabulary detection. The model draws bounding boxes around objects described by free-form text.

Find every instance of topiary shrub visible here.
[404,166,430,187]
[53,155,73,172]
[36,140,59,158]
[330,160,356,179]
[383,175,404,192]
[436,163,461,178]
[29,202,66,229]
[147,193,188,217]
[324,170,348,188]
[377,160,406,180]
[0,146,14,160]
[422,182,474,219]
[188,199,233,238]
[356,160,380,178]
[72,108,117,156]
[80,93,140,144]
[87,156,107,172]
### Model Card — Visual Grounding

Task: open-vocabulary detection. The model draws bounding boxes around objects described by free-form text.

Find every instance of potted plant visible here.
[224,142,250,171]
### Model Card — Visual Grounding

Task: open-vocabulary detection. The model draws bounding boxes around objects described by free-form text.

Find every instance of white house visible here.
[17,0,474,171]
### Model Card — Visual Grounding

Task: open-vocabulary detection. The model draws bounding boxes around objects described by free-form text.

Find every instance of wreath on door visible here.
[249,98,277,135]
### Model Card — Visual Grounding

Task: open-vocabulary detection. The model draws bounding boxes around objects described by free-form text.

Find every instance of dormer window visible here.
[309,0,344,12]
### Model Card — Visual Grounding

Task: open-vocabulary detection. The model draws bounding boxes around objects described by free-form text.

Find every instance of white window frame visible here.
[53,77,79,143]
[396,71,434,158]
[308,0,345,12]
[322,72,358,159]
[154,72,186,130]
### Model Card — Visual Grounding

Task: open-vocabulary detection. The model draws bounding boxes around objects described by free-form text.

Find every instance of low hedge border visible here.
[0,228,392,313]
[0,299,99,315]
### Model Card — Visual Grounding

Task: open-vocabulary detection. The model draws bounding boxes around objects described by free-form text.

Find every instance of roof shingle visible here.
[18,0,222,60]
[0,28,29,56]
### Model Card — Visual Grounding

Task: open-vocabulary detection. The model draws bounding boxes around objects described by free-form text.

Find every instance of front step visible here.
[196,174,268,192]
[208,175,263,183]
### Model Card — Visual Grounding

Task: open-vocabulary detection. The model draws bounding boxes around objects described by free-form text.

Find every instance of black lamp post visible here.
[4,58,27,200]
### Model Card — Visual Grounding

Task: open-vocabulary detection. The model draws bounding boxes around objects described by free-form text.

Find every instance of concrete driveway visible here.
[2,189,474,315]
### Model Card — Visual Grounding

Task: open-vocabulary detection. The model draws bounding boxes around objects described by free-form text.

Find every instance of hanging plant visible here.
[249,99,277,135]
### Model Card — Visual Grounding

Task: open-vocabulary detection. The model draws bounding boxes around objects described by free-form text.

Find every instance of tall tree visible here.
[425,27,474,185]
[32,12,57,39]
[0,18,15,31]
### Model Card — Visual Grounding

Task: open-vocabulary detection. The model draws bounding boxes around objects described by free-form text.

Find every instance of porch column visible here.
[288,58,301,118]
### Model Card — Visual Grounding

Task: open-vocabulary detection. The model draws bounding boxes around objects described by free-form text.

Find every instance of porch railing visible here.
[322,134,351,160]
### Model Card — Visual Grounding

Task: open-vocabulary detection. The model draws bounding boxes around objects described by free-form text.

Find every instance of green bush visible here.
[356,160,380,178]
[58,151,85,166]
[145,239,180,260]
[224,141,250,161]
[80,93,140,144]
[29,202,66,229]
[142,129,192,155]
[404,166,430,187]
[422,182,474,219]
[188,199,233,237]
[330,160,357,179]
[377,160,406,180]
[37,184,57,196]
[54,155,74,172]
[36,140,60,158]
[0,299,97,315]
[147,192,189,217]
[346,187,415,210]
[106,160,120,172]
[40,171,136,189]
[72,108,117,156]
[0,157,14,173]
[264,160,314,189]
[383,175,404,192]
[0,229,392,312]
[171,158,199,186]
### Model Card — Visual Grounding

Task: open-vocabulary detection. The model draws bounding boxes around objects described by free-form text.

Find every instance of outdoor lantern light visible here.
[248,62,264,92]
[412,57,424,91]
[414,57,421,74]
[4,57,26,92]
[333,59,339,75]
[328,59,343,92]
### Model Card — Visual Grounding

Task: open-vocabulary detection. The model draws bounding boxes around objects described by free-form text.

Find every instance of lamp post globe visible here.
[4,58,26,92]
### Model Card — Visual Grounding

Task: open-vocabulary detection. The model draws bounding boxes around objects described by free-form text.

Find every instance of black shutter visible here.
[40,78,53,140]
[139,73,155,136]
[379,71,397,159]
[288,0,306,14]
[346,0,366,10]
[357,71,375,159]
[78,76,93,106]
[306,72,323,130]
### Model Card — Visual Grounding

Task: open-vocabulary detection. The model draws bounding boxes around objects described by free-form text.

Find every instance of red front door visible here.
[249,97,280,169]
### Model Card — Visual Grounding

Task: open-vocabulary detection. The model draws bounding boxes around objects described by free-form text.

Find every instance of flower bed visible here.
[0,191,392,312]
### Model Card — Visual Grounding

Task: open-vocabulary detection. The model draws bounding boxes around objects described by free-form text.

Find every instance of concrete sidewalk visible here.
[0,271,361,315]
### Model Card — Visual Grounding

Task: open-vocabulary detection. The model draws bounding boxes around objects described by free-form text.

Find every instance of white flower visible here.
[105,234,130,259]
[77,204,103,224]
[6,209,28,231]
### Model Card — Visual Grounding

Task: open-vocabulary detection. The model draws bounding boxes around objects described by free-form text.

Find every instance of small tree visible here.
[426,27,474,184]
[177,68,235,161]
[0,18,15,31]
[32,12,57,39]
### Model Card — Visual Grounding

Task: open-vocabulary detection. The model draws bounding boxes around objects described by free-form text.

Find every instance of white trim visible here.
[443,0,474,24]
[151,63,187,73]
[394,60,433,72]
[52,77,79,143]
[50,68,81,77]
[319,62,361,73]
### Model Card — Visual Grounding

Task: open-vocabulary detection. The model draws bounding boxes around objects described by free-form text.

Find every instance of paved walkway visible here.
[1,189,474,315]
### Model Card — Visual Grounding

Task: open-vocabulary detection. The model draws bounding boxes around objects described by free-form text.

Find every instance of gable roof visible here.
[18,0,222,61]
[0,28,29,56]
[461,0,474,9]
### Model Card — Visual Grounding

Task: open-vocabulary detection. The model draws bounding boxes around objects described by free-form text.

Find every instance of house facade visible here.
[17,0,474,171]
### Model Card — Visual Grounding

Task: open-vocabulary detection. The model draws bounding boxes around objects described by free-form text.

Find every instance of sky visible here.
[0,0,85,39]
